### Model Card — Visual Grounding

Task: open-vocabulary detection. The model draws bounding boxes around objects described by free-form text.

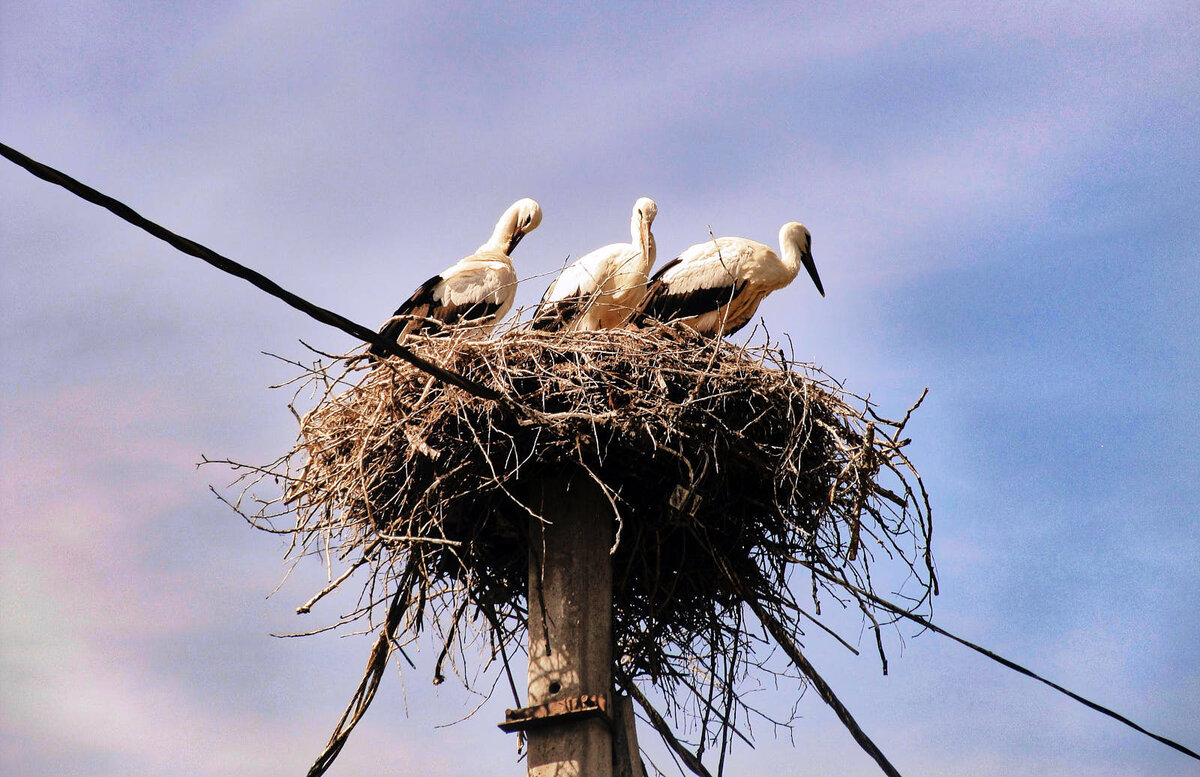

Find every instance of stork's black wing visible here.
[530,291,587,331]
[635,255,745,327]
[639,280,746,324]
[368,274,443,357]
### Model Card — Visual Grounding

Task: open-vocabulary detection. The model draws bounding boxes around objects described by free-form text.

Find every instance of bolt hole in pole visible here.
[549,682,562,695]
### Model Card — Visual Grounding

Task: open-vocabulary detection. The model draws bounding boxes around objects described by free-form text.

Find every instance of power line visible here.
[801,562,1200,762]
[0,141,511,409]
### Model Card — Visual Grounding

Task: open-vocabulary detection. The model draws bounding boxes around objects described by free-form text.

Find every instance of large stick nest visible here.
[221,325,934,773]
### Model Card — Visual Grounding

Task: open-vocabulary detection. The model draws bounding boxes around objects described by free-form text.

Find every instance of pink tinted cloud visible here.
[1,382,224,636]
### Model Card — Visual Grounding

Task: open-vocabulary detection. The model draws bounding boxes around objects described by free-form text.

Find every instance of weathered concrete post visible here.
[524,471,614,777]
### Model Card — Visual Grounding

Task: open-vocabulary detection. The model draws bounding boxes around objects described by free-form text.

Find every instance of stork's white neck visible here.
[629,214,657,271]
[628,197,658,274]
[777,223,810,281]
[480,207,520,255]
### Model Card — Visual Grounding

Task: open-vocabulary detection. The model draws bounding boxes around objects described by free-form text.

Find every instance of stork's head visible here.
[632,197,658,263]
[780,222,824,297]
[503,198,543,254]
[633,197,658,225]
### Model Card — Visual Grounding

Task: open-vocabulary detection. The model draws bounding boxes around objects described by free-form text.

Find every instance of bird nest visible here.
[217,325,934,774]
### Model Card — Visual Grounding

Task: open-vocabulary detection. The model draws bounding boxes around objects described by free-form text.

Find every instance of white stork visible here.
[531,197,658,331]
[633,222,824,336]
[367,198,542,357]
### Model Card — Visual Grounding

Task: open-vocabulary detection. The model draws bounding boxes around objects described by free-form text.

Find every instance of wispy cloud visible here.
[2,2,1198,775]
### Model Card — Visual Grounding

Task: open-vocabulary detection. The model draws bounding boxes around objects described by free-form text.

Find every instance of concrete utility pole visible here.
[501,472,615,777]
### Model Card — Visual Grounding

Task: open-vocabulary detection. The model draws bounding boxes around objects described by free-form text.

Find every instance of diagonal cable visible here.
[802,561,1200,762]
[0,141,511,407]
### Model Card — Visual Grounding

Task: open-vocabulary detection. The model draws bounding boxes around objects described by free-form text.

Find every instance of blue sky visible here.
[2,2,1198,775]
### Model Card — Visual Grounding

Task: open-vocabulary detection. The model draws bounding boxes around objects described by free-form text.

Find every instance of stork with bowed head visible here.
[531,197,658,331]
[633,221,824,336]
[367,198,542,357]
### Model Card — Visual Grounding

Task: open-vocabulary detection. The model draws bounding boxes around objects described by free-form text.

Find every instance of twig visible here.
[799,562,1200,763]
[622,678,715,777]
[745,597,901,777]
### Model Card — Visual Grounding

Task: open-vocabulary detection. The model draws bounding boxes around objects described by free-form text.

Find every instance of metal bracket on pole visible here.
[498,694,610,734]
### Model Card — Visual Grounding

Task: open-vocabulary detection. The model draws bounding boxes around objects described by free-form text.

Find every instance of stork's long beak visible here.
[802,251,825,297]
[639,220,652,262]
[507,229,526,255]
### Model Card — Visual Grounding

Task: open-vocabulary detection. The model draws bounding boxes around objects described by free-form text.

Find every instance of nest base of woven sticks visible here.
[219,325,934,764]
